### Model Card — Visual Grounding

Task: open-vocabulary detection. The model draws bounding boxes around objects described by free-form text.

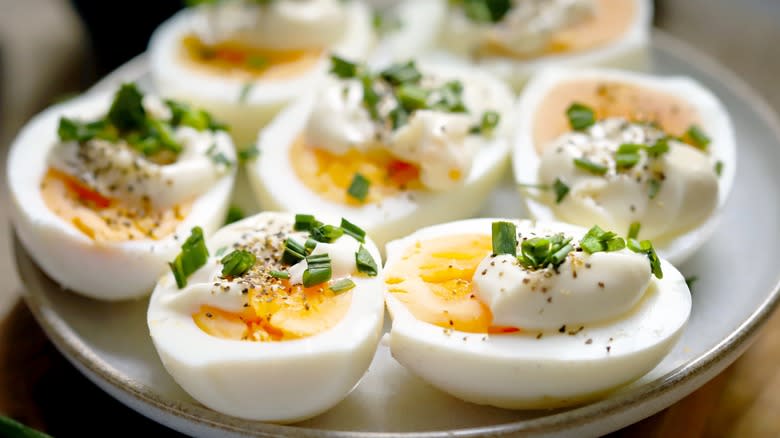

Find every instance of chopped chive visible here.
[714,160,723,176]
[553,178,570,203]
[389,107,409,130]
[478,111,500,137]
[282,237,307,264]
[221,249,256,277]
[168,227,209,289]
[645,138,670,157]
[517,233,572,270]
[355,246,378,276]
[311,224,344,243]
[574,157,608,175]
[685,125,710,150]
[431,80,467,113]
[685,275,698,290]
[491,221,517,257]
[270,270,290,280]
[396,84,430,112]
[294,214,319,231]
[380,60,422,85]
[616,143,642,169]
[347,173,370,202]
[647,178,662,199]
[329,278,356,294]
[329,55,359,79]
[225,205,244,225]
[238,82,253,103]
[246,55,267,69]
[628,222,641,240]
[580,225,625,255]
[566,102,596,131]
[303,253,332,287]
[215,246,228,257]
[340,218,366,243]
[627,238,663,279]
[305,238,318,254]
[360,74,380,120]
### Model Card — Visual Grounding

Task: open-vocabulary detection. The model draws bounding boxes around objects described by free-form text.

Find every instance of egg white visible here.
[148,1,375,147]
[7,92,236,300]
[368,0,448,64]
[512,67,736,265]
[383,218,691,409]
[147,212,385,422]
[247,61,515,247]
[430,0,652,91]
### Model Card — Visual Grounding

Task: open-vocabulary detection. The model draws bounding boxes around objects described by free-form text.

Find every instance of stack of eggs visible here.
[7,0,735,422]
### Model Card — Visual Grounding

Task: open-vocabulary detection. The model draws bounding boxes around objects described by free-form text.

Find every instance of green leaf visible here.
[573,157,608,175]
[270,269,290,279]
[310,224,344,243]
[355,246,378,276]
[282,237,307,264]
[380,60,422,86]
[108,83,146,132]
[566,102,596,131]
[686,124,711,150]
[491,221,517,257]
[628,222,641,240]
[220,249,256,277]
[303,253,332,287]
[340,218,366,243]
[329,278,356,294]
[225,205,244,225]
[347,173,370,202]
[168,227,209,289]
[553,178,570,204]
[330,55,360,79]
[396,84,430,112]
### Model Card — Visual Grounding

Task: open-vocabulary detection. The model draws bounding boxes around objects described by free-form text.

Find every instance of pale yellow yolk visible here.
[533,80,701,154]
[181,34,323,80]
[290,136,423,205]
[385,234,521,334]
[482,0,637,59]
[40,168,189,242]
[193,280,353,342]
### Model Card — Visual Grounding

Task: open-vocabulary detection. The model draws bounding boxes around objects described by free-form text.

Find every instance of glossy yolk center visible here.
[193,280,353,342]
[385,234,520,334]
[40,168,189,242]
[181,34,323,80]
[533,80,701,153]
[290,136,422,205]
[482,0,636,59]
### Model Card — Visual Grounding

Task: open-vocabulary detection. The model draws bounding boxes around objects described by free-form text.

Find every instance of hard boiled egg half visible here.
[7,83,236,300]
[249,56,515,247]
[149,0,375,146]
[434,0,652,90]
[513,68,736,264]
[147,212,384,422]
[383,218,691,409]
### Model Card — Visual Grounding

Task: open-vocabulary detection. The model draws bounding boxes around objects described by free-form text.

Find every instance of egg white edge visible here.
[146,212,385,420]
[247,61,516,247]
[148,1,375,105]
[7,93,237,301]
[383,217,692,407]
[511,67,737,266]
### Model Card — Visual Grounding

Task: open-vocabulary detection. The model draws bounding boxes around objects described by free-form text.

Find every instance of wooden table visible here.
[1,290,779,437]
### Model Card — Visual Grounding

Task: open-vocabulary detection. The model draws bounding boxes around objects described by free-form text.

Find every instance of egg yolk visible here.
[181,34,323,80]
[290,136,423,205]
[40,168,190,242]
[533,80,701,152]
[385,234,520,334]
[480,0,636,59]
[193,280,352,342]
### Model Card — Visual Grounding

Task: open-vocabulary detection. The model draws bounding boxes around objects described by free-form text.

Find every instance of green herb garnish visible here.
[615,143,642,169]
[225,205,244,225]
[340,218,366,243]
[282,237,307,264]
[246,55,268,69]
[168,227,209,289]
[580,225,626,254]
[517,233,573,270]
[238,82,253,103]
[574,157,608,175]
[294,214,320,231]
[347,173,370,202]
[329,278,356,294]
[491,221,517,257]
[714,160,723,176]
[330,55,360,79]
[647,178,662,199]
[645,138,670,157]
[457,0,512,23]
[238,145,260,163]
[311,224,344,243]
[628,222,641,240]
[685,275,698,290]
[355,246,378,276]
[380,60,422,86]
[627,238,663,279]
[553,178,570,203]
[303,253,332,287]
[221,249,256,277]
[566,102,596,131]
[685,125,710,150]
[270,269,290,280]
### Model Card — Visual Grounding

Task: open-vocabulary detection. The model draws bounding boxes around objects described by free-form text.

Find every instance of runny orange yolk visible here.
[385,234,520,334]
[181,34,323,80]
[193,280,353,342]
[40,168,189,242]
[290,136,423,205]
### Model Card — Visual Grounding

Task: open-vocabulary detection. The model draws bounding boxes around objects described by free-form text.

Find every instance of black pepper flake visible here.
[547,296,552,303]
[481,269,487,276]
[606,346,612,353]
[522,278,530,284]
[572,271,578,279]
[536,333,543,339]
[585,338,593,345]
[585,263,592,269]
[541,287,548,293]
[449,320,454,326]
[205,312,213,318]
[598,282,605,288]
[558,325,566,333]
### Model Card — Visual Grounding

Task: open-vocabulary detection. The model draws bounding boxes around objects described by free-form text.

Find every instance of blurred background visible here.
[0,0,779,436]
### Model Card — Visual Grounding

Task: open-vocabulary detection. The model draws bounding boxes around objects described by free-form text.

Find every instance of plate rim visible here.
[13,30,780,437]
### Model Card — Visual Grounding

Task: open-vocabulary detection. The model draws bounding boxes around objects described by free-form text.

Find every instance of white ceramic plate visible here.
[13,32,780,437]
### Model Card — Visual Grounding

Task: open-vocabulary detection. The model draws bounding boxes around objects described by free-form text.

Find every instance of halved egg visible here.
[513,68,735,264]
[148,0,375,146]
[147,212,384,422]
[7,84,236,300]
[248,57,515,247]
[368,0,448,63]
[384,218,691,409]
[432,0,652,90]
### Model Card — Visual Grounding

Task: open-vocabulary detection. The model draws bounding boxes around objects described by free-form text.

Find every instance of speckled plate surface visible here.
[13,32,780,437]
